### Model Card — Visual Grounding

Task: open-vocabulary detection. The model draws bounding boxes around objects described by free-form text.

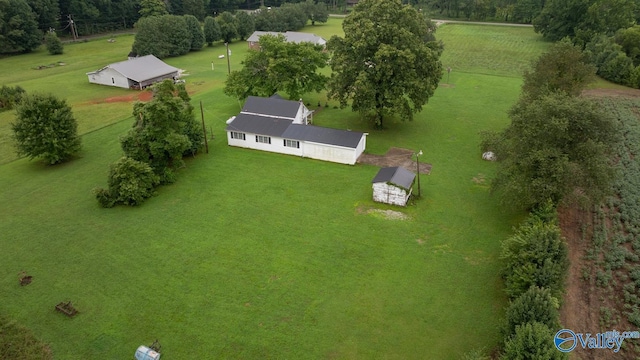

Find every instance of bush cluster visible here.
[583,27,640,89]
[94,80,202,207]
[0,85,25,111]
[498,205,570,359]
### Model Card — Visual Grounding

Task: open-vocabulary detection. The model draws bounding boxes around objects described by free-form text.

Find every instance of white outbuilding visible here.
[372,167,416,206]
[86,55,179,90]
[226,95,367,165]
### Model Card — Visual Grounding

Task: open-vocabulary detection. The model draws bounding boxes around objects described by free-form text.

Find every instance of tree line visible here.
[0,0,328,54]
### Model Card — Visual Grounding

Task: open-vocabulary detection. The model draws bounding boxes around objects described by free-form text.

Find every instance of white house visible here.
[247,31,327,50]
[226,95,367,165]
[86,55,180,90]
[372,167,416,206]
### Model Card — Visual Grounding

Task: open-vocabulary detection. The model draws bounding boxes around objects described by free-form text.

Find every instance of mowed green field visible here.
[0,19,547,358]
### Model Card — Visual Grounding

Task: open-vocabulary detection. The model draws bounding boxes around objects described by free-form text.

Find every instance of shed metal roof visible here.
[281,124,364,149]
[226,113,293,137]
[88,55,179,82]
[372,167,416,189]
[242,96,302,119]
[246,31,326,46]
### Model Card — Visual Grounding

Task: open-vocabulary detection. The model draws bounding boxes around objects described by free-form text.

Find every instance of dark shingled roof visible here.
[226,113,293,137]
[242,96,301,119]
[281,124,364,149]
[372,167,416,189]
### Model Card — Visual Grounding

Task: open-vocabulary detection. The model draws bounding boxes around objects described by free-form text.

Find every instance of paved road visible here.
[329,13,533,27]
[432,19,533,27]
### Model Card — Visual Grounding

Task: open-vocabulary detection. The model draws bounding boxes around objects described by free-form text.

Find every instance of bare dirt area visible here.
[559,205,639,360]
[582,88,640,99]
[357,147,432,174]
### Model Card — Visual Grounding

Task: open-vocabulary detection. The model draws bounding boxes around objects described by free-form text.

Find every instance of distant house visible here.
[226,95,367,165]
[247,31,327,50]
[372,167,416,206]
[86,55,180,90]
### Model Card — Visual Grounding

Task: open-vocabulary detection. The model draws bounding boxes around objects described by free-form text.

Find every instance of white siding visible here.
[87,68,129,88]
[227,132,303,156]
[303,142,357,165]
[372,182,411,206]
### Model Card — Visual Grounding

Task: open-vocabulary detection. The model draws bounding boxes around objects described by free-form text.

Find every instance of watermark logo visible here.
[554,329,578,352]
[554,329,640,353]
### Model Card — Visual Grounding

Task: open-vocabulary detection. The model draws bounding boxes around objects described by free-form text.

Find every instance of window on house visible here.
[284,139,300,148]
[231,132,246,140]
[112,78,115,84]
[256,135,271,144]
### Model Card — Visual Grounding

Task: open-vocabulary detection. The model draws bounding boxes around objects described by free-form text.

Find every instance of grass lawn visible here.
[0,21,546,358]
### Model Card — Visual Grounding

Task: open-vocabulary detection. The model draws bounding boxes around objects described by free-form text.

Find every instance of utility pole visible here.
[225,42,231,74]
[200,101,209,154]
[67,14,78,41]
[416,150,423,198]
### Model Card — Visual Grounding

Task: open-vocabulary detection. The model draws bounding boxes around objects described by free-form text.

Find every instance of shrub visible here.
[0,85,25,111]
[44,32,63,55]
[501,322,567,360]
[501,214,569,299]
[503,286,560,339]
[94,157,160,208]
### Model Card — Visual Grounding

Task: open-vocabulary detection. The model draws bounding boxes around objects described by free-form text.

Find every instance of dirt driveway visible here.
[357,147,432,174]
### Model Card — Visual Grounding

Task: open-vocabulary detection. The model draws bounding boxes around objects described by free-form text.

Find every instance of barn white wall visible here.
[303,142,357,165]
[87,68,129,89]
[372,182,410,206]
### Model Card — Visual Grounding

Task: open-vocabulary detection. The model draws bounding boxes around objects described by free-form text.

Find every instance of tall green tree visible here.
[224,34,329,100]
[532,0,589,40]
[120,80,202,184]
[132,15,192,57]
[235,11,255,41]
[216,11,238,43]
[139,0,168,17]
[26,0,60,31]
[0,0,42,54]
[301,0,329,25]
[327,0,443,128]
[204,15,222,45]
[183,0,207,20]
[184,14,205,50]
[615,25,640,66]
[521,40,596,100]
[12,93,81,164]
[487,93,617,209]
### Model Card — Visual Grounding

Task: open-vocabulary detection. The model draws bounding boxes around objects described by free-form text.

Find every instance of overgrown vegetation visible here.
[496,211,569,357]
[484,42,617,210]
[582,98,640,335]
[0,315,53,360]
[0,85,26,111]
[95,80,202,206]
[44,32,63,55]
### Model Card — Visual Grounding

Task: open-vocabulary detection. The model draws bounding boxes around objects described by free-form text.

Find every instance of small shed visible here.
[372,167,416,206]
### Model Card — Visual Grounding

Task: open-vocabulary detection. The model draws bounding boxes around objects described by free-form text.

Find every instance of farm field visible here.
[0,20,547,358]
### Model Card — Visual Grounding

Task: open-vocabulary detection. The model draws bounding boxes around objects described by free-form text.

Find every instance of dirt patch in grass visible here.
[357,147,432,174]
[104,90,153,103]
[582,88,640,99]
[356,205,410,220]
